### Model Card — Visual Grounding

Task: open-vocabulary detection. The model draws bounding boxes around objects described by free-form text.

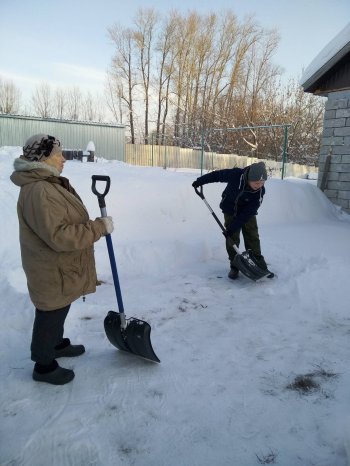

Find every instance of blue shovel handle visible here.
[91,175,125,318]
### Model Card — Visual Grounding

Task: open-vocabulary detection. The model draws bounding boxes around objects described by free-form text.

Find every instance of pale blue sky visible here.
[0,0,349,101]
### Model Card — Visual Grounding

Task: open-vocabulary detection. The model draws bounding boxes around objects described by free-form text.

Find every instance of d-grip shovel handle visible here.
[91,175,111,210]
[194,185,204,199]
[91,175,126,326]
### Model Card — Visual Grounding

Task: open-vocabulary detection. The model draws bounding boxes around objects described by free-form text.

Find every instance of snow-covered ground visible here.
[1,146,350,466]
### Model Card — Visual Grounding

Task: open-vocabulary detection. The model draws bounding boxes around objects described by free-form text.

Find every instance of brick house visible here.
[301,23,350,213]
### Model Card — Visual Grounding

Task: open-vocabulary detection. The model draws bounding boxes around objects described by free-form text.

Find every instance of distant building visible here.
[0,114,125,161]
[301,22,350,213]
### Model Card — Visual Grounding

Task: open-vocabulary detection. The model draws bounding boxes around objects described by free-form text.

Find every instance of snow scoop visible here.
[92,175,160,363]
[193,186,273,282]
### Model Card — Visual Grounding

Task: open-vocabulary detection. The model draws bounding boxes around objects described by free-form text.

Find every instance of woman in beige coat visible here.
[10,134,113,385]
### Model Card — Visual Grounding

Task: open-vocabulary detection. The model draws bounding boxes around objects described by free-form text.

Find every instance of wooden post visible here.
[319,154,331,192]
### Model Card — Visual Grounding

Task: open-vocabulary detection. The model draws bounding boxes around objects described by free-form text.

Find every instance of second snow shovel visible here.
[92,175,160,363]
[194,186,272,281]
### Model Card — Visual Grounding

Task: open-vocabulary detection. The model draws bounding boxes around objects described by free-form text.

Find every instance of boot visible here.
[250,253,274,278]
[228,266,239,280]
[33,360,74,385]
[253,254,267,270]
[55,338,85,358]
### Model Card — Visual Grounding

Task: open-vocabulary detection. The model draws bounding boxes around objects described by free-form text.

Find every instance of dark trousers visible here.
[224,214,266,269]
[31,304,70,365]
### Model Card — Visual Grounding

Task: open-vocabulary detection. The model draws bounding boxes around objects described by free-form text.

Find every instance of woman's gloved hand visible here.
[98,216,114,235]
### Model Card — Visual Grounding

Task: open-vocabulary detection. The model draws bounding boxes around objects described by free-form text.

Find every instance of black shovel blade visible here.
[233,251,270,282]
[104,311,160,363]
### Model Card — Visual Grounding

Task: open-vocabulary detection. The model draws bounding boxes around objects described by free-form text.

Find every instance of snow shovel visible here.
[193,186,272,281]
[92,175,160,363]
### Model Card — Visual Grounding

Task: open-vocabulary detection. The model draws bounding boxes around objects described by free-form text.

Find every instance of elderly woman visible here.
[10,134,114,385]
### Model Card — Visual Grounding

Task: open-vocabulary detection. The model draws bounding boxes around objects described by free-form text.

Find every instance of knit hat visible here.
[22,134,61,162]
[247,162,267,181]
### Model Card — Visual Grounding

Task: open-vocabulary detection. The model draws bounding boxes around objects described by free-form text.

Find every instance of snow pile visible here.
[1,146,350,466]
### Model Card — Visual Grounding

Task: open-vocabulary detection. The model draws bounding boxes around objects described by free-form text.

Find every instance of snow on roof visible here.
[300,22,350,88]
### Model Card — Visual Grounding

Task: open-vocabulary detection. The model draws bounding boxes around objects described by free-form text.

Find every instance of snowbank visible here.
[1,146,350,466]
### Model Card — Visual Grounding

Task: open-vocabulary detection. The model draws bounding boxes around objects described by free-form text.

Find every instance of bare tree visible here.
[154,11,179,144]
[0,77,21,114]
[66,86,82,120]
[183,13,216,135]
[200,12,238,128]
[92,92,108,122]
[105,71,124,123]
[32,82,52,118]
[83,91,95,121]
[82,91,106,122]
[277,79,325,164]
[172,12,200,140]
[108,25,138,143]
[133,8,159,144]
[219,17,261,128]
[232,28,281,153]
[104,8,323,165]
[53,87,66,119]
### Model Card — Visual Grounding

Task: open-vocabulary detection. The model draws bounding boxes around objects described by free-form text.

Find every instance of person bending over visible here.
[192,162,268,280]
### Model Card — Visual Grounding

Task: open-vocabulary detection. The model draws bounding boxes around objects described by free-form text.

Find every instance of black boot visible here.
[55,338,85,358]
[253,254,267,270]
[228,266,239,280]
[32,360,75,385]
[250,253,274,278]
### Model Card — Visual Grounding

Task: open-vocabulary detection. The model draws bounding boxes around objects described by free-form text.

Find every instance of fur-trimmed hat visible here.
[22,134,61,162]
[247,162,267,181]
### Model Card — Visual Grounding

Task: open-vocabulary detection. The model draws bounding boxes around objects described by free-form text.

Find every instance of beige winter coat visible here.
[10,158,107,310]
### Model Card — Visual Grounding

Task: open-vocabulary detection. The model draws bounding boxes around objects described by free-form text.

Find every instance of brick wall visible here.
[318,90,350,213]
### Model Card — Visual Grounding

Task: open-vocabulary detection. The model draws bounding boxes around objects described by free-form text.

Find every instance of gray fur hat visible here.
[22,134,61,162]
[247,162,267,181]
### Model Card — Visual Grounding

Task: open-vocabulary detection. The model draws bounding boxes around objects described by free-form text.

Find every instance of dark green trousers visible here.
[224,213,266,269]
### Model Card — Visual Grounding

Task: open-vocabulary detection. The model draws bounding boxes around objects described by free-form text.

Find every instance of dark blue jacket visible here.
[195,167,265,232]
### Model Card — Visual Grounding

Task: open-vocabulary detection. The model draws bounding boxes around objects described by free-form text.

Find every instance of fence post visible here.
[281,125,289,179]
[151,134,154,166]
[200,128,204,175]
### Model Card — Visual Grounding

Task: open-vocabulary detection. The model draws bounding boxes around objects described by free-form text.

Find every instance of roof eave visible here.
[302,42,350,92]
